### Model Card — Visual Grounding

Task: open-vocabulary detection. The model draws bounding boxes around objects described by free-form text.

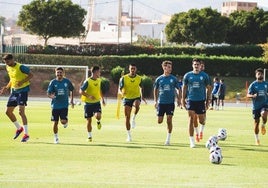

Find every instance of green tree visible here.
[0,16,5,26]
[17,0,86,46]
[226,8,268,44]
[165,8,229,45]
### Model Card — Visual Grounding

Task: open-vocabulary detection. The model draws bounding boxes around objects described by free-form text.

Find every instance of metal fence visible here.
[2,44,28,53]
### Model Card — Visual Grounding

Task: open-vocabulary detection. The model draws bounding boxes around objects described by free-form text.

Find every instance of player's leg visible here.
[53,121,59,144]
[198,113,206,140]
[52,109,60,144]
[124,104,132,141]
[197,101,206,140]
[165,115,173,146]
[6,93,24,140]
[60,108,68,128]
[84,105,93,142]
[260,108,267,135]
[18,91,29,142]
[131,99,141,128]
[188,110,196,148]
[94,103,102,130]
[193,114,199,142]
[164,104,174,145]
[253,109,261,145]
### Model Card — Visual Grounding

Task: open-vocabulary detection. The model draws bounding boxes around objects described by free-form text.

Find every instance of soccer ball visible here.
[205,135,218,149]
[217,128,227,141]
[209,145,222,155]
[209,151,223,164]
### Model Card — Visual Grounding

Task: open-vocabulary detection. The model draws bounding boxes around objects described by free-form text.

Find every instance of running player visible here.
[47,67,74,144]
[119,64,146,142]
[154,60,180,145]
[182,58,211,148]
[247,68,268,145]
[0,54,33,142]
[193,60,211,142]
[80,66,106,142]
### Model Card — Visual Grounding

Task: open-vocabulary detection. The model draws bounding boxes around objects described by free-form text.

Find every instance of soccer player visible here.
[79,66,105,142]
[247,68,268,145]
[119,64,146,142]
[193,60,211,142]
[47,67,74,144]
[210,77,220,110]
[218,79,226,110]
[0,54,33,142]
[154,60,180,145]
[182,58,211,148]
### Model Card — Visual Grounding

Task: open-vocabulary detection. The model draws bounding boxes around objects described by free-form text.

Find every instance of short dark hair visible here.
[255,68,264,74]
[192,58,201,63]
[162,60,172,66]
[3,54,13,61]
[91,65,100,73]
[55,67,64,72]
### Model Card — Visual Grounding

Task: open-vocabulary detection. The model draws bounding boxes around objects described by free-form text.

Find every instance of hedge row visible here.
[26,44,264,58]
[11,54,267,77]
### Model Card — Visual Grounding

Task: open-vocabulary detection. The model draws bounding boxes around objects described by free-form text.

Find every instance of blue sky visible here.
[0,0,268,20]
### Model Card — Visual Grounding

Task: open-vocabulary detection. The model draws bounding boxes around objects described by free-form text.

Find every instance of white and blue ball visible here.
[205,135,218,149]
[209,145,222,155]
[217,128,227,141]
[209,151,223,164]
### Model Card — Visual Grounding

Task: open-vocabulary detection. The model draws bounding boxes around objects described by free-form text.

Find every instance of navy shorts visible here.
[123,97,141,107]
[252,105,268,119]
[51,108,68,122]
[157,103,175,116]
[219,94,225,100]
[84,103,102,118]
[7,92,28,107]
[186,100,206,114]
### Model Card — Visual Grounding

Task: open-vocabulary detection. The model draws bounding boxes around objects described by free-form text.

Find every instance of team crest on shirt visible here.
[200,76,203,80]
[64,83,68,87]
[170,79,174,83]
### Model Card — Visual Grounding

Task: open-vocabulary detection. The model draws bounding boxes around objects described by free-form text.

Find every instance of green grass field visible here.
[0,100,268,188]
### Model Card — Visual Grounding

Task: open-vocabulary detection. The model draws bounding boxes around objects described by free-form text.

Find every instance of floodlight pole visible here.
[130,0,133,44]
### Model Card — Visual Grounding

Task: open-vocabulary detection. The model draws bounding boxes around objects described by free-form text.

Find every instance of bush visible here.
[142,75,153,98]
[100,77,110,95]
[110,66,125,84]
[261,43,268,63]
[42,80,50,91]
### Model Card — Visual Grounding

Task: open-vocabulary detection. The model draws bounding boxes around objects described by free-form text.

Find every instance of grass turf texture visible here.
[0,100,268,188]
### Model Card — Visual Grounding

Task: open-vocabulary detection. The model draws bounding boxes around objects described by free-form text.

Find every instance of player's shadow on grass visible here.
[32,140,186,150]
[221,143,268,152]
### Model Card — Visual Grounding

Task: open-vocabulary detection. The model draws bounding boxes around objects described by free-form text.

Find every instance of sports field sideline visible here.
[0,98,267,188]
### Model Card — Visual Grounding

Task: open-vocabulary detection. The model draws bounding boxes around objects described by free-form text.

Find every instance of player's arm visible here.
[181,85,187,108]
[100,88,106,106]
[118,77,124,96]
[17,65,33,87]
[140,79,147,104]
[247,87,257,98]
[0,81,11,94]
[206,84,212,109]
[47,81,56,99]
[79,81,95,100]
[176,87,182,107]
[153,86,158,109]
[69,83,75,108]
